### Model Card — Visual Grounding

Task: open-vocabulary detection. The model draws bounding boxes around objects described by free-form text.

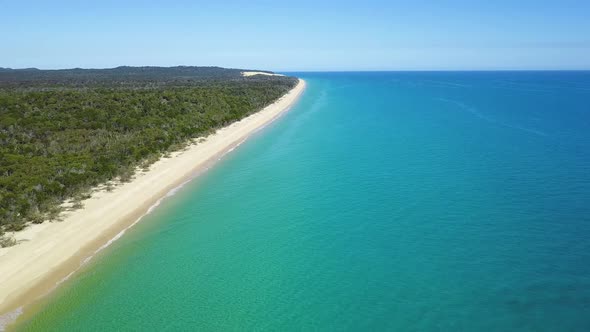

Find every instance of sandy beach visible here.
[0,79,305,323]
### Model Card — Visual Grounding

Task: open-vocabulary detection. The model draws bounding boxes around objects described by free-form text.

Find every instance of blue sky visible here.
[1,0,589,70]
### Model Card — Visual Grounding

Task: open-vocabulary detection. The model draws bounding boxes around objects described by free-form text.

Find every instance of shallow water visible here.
[18,72,590,331]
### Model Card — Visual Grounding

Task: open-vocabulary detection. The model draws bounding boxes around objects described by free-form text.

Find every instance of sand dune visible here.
[241,71,284,77]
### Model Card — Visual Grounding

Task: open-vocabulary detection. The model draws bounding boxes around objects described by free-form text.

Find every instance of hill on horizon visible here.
[0,66,277,87]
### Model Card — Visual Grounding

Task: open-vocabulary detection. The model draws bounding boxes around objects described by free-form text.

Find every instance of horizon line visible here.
[2,65,590,73]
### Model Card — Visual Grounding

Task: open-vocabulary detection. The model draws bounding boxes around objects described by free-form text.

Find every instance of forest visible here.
[0,66,297,245]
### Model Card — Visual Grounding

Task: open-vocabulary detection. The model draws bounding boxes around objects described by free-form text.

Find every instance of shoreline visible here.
[0,79,305,327]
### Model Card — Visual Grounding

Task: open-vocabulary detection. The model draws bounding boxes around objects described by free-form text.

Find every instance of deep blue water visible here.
[19,71,590,331]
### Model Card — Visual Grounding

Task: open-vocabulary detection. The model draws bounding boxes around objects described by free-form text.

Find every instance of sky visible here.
[1,0,590,71]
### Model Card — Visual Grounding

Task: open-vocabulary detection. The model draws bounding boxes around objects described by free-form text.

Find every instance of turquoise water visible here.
[18,72,590,331]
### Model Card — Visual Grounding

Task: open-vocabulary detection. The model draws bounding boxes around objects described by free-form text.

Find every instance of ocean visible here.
[17,72,590,331]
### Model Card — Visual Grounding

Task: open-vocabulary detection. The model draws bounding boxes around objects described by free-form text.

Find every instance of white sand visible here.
[241,71,284,77]
[0,79,305,318]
